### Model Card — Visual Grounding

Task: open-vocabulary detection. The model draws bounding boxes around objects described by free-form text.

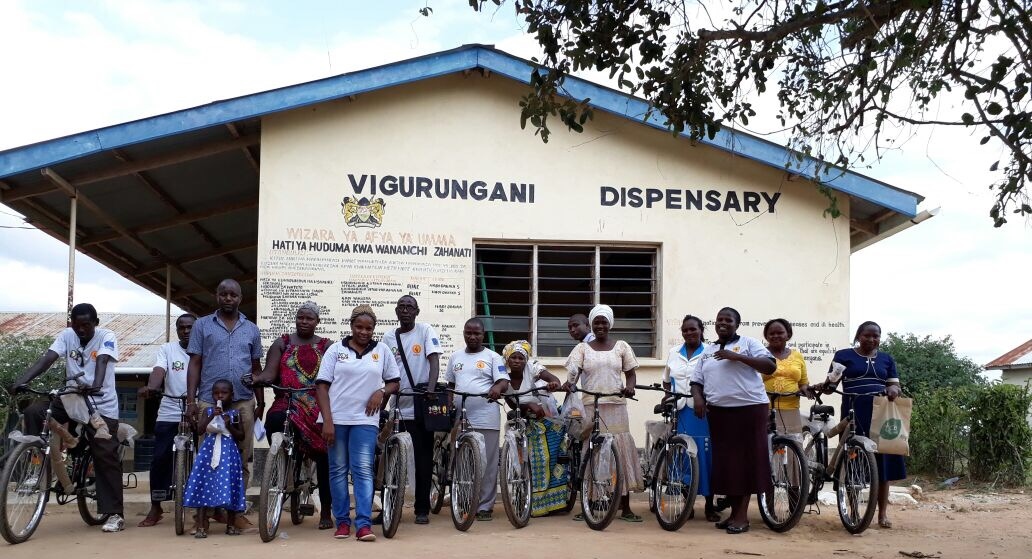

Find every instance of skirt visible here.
[528,417,570,517]
[676,407,713,497]
[707,404,772,495]
[582,403,643,494]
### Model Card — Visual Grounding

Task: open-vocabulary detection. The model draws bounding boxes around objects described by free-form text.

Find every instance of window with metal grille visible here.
[474,243,658,358]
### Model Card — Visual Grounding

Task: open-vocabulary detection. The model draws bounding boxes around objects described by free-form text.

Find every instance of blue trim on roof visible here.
[0,44,918,217]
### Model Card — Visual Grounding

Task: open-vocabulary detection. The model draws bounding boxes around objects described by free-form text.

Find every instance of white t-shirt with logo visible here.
[50,327,119,419]
[316,339,401,427]
[690,335,774,407]
[382,323,442,420]
[445,348,508,430]
[155,341,190,423]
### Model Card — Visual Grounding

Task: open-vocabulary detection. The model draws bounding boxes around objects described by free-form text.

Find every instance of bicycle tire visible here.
[290,459,317,526]
[258,449,288,542]
[757,436,808,533]
[76,452,109,526]
[835,441,879,534]
[561,438,580,513]
[429,437,447,514]
[0,441,51,544]
[653,439,699,532]
[800,428,822,505]
[381,437,407,538]
[450,436,483,531]
[173,445,190,535]
[500,435,531,529]
[580,441,623,531]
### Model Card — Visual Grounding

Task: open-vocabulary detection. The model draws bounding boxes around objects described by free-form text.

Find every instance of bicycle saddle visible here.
[811,405,835,416]
[506,409,519,421]
[653,403,675,415]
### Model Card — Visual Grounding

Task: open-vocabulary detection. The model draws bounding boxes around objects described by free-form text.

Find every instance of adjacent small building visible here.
[985,338,1032,426]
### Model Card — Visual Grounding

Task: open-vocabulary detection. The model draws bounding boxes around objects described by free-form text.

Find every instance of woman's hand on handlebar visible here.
[544,380,561,391]
[622,385,635,398]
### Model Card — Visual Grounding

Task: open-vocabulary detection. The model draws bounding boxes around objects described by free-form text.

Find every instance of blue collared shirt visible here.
[187,311,262,402]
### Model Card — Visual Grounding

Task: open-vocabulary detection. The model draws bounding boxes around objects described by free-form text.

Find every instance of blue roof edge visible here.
[0,44,918,217]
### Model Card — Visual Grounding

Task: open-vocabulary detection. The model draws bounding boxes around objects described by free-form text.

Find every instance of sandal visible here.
[137,514,163,527]
[878,518,893,529]
[225,526,242,536]
[705,509,721,523]
[318,517,335,530]
[715,518,732,529]
[619,512,643,523]
[194,528,208,539]
[572,513,584,522]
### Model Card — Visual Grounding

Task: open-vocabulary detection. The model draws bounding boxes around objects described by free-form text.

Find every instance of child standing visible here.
[445,317,509,521]
[183,379,247,538]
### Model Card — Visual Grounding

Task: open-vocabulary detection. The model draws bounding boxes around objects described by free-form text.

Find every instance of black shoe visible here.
[715,518,732,529]
[415,514,429,525]
[726,524,750,534]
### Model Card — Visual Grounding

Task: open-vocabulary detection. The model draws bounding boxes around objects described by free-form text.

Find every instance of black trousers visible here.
[404,419,435,515]
[24,398,124,515]
[264,409,331,509]
[149,421,178,503]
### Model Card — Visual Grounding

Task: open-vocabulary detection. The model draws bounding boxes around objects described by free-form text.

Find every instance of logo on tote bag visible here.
[879,418,903,440]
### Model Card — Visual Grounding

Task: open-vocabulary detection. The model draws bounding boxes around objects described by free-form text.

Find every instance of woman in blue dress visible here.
[183,379,247,538]
[662,315,718,522]
[824,321,905,529]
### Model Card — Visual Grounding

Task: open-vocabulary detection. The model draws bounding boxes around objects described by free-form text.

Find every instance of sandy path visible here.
[4,489,1029,558]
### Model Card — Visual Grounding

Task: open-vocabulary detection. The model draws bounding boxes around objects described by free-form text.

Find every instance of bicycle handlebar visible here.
[570,387,637,401]
[258,383,316,394]
[444,388,495,399]
[635,383,689,400]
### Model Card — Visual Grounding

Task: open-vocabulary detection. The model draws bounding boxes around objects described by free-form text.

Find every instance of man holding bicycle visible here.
[10,303,125,533]
[137,313,197,528]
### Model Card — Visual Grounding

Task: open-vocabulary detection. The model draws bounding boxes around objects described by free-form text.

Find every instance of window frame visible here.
[471,239,661,359]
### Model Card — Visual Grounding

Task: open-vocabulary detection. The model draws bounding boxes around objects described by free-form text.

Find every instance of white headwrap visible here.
[588,304,615,328]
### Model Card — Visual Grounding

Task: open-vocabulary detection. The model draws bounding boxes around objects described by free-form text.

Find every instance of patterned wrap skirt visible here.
[527,417,570,516]
[581,403,643,494]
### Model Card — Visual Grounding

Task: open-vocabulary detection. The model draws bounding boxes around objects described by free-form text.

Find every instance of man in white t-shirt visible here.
[136,313,196,528]
[381,295,442,525]
[12,303,125,533]
[445,318,509,521]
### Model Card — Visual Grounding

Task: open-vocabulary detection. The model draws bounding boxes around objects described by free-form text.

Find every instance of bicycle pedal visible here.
[297,504,316,516]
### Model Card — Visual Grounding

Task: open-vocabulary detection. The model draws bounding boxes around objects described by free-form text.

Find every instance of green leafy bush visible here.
[0,334,64,436]
[909,386,975,477]
[969,383,1032,485]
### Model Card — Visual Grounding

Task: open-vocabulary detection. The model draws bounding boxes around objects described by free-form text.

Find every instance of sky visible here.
[0,0,1029,367]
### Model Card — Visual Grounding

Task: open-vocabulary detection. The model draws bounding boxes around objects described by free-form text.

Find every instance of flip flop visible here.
[318,518,335,530]
[619,512,643,523]
[137,515,163,527]
[878,518,893,529]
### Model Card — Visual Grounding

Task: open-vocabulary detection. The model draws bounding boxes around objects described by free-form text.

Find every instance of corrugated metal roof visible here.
[985,338,1032,369]
[0,312,174,370]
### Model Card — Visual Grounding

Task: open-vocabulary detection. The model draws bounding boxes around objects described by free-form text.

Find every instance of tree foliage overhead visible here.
[880,332,984,395]
[461,0,1032,225]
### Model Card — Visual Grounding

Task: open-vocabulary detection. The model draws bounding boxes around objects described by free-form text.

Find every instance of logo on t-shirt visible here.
[338,352,350,361]
[372,353,380,361]
[172,360,185,371]
[69,349,83,362]
[90,351,97,361]
[476,360,487,370]
[453,363,464,372]
[431,338,440,346]
[497,365,506,373]
[413,344,422,355]
[103,340,115,349]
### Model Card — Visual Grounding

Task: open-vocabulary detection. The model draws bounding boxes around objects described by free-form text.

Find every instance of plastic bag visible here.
[560,392,586,428]
[253,417,266,441]
[7,430,42,444]
[59,393,91,424]
[465,431,488,473]
[117,423,138,447]
[870,396,911,456]
[393,432,417,499]
[592,434,615,482]
[503,430,521,478]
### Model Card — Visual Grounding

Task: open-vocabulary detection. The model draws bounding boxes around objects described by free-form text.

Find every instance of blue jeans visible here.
[327,424,377,529]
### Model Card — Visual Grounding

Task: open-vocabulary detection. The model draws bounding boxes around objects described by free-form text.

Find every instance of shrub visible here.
[909,386,975,477]
[0,335,64,438]
[969,383,1032,485]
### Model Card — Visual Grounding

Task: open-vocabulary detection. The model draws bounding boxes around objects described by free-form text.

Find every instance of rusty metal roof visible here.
[985,338,1032,370]
[0,312,174,371]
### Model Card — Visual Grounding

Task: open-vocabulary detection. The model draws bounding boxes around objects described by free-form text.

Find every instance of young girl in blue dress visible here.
[183,379,247,538]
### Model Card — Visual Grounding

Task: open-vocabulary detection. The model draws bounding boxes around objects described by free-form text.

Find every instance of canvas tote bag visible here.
[870,396,912,456]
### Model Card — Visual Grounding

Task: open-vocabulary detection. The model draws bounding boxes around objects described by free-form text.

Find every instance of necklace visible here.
[852,347,878,360]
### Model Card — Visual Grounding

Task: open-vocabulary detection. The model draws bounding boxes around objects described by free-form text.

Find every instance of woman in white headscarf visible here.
[564,304,644,522]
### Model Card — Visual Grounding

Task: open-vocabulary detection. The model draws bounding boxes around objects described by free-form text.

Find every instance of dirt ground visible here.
[4,487,1030,558]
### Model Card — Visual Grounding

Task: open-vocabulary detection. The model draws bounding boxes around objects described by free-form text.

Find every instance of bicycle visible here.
[635,384,700,531]
[256,384,322,542]
[160,394,196,536]
[375,393,411,539]
[799,388,881,534]
[439,388,493,531]
[566,387,632,532]
[498,386,549,529]
[756,391,810,533]
[1,383,129,544]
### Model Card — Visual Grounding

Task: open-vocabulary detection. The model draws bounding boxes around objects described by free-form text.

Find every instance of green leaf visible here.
[986,102,1003,115]
[961,113,975,125]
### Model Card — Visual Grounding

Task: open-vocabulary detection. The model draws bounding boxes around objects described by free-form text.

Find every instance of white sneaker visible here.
[102,515,125,532]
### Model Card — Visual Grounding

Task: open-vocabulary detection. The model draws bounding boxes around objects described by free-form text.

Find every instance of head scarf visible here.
[503,339,532,361]
[588,304,615,328]
[350,304,377,323]
[297,300,320,318]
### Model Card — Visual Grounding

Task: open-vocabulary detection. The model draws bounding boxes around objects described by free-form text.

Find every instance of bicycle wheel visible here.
[500,435,531,529]
[800,428,821,504]
[381,437,408,538]
[580,441,622,531]
[173,445,191,535]
[449,436,483,531]
[258,449,288,542]
[561,439,580,513]
[757,436,808,533]
[76,453,109,526]
[653,440,699,531]
[429,437,448,514]
[835,441,879,534]
[290,459,317,525]
[0,441,51,544]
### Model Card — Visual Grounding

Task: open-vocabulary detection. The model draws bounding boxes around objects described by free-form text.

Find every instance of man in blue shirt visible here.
[186,279,263,488]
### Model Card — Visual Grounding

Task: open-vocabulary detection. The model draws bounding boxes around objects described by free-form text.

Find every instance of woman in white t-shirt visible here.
[689,307,777,534]
[315,305,400,542]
